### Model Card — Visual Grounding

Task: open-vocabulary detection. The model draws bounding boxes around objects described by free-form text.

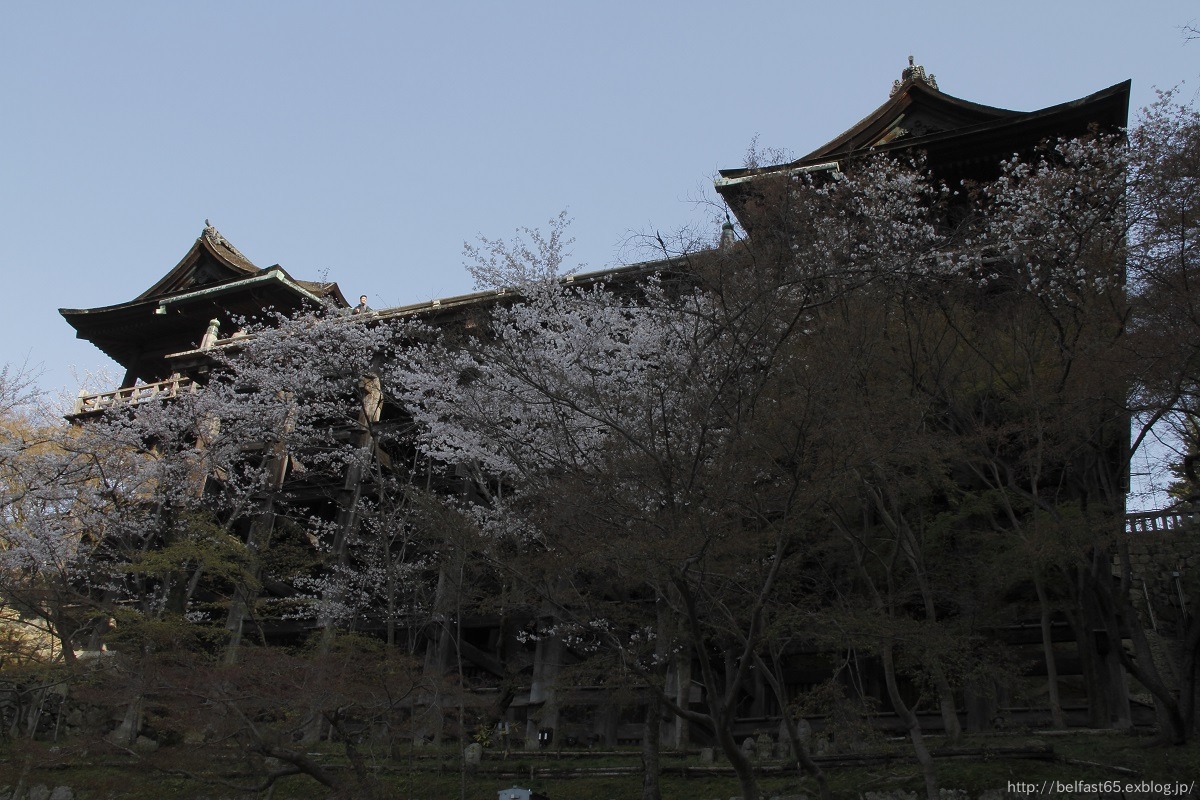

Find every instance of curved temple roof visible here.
[60,224,348,384]
[716,60,1130,225]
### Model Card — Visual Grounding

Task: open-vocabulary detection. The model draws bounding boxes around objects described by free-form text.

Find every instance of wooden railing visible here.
[72,375,198,415]
[1126,509,1198,534]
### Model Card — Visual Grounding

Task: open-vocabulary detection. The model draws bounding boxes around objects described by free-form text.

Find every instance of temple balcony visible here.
[1125,508,1198,534]
[71,374,198,417]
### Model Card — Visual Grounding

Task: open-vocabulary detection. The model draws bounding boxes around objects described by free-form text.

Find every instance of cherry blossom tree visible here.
[392,163,958,799]
[1121,96,1200,740]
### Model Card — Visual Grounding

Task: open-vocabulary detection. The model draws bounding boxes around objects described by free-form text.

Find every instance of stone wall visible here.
[1125,527,1200,639]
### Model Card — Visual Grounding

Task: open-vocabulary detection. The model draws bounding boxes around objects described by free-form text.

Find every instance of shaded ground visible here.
[1,731,1197,799]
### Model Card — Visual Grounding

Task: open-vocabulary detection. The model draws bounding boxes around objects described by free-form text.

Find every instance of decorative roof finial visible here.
[891,55,939,96]
[199,219,251,262]
[720,218,736,250]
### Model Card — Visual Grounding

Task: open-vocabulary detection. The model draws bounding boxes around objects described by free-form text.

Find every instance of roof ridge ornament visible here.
[891,55,938,96]
[201,219,250,261]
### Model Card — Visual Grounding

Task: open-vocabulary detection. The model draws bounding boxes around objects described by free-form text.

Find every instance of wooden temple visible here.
[58,61,1137,748]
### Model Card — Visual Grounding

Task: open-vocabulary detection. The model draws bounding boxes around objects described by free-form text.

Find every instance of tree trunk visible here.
[874,486,962,744]
[641,693,662,800]
[676,580,761,800]
[1097,544,1187,743]
[1034,567,1066,728]
[1126,609,1188,743]
[420,567,455,745]
[931,666,961,745]
[668,655,691,748]
[252,743,345,794]
[757,651,831,800]
[1178,613,1200,733]
[881,643,939,800]
[719,720,761,800]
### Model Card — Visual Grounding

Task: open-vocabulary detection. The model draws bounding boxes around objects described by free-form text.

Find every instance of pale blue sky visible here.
[2,0,1196,406]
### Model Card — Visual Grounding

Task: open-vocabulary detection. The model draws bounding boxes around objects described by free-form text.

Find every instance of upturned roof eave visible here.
[59,268,331,351]
[133,226,261,302]
[716,79,1130,185]
[798,78,1022,163]
[62,268,299,320]
[810,78,1132,167]
[296,279,350,308]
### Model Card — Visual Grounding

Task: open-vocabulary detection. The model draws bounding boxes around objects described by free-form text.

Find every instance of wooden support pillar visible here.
[330,374,383,559]
[417,567,455,746]
[1103,641,1132,729]
[963,679,997,732]
[669,655,692,748]
[224,394,294,663]
[525,622,563,749]
[599,701,619,747]
[749,664,767,718]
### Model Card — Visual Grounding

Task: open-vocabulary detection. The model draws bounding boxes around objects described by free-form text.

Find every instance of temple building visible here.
[60,222,347,413]
[63,64,1130,403]
[63,63,1130,410]
[58,62,1141,747]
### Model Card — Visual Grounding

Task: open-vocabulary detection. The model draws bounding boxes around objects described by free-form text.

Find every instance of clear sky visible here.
[2,0,1196,407]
